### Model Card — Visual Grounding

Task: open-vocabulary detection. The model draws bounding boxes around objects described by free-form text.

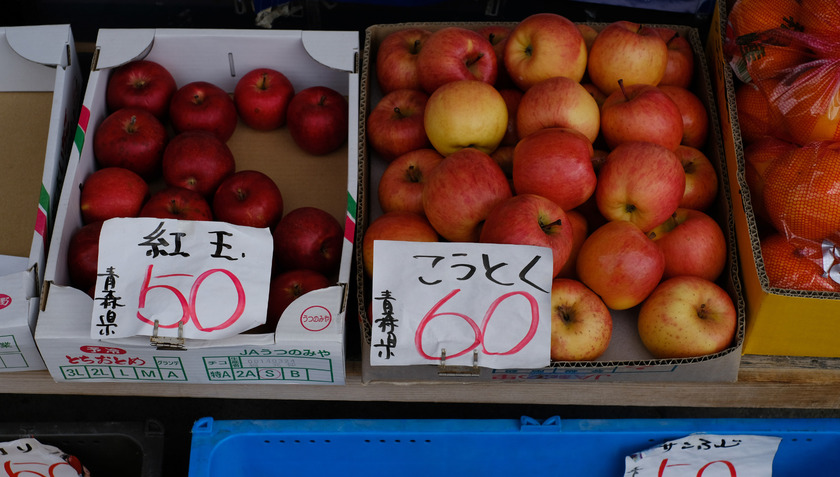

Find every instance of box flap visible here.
[5,25,72,68]
[301,30,358,73]
[92,29,155,70]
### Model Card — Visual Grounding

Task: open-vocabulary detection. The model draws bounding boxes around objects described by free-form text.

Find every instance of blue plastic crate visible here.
[189,416,840,476]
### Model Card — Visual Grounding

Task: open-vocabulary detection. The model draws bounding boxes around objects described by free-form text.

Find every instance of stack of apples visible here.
[363,14,738,362]
[66,60,348,330]
[726,0,840,293]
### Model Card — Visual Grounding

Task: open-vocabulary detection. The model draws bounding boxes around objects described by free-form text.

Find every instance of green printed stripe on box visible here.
[74,105,90,154]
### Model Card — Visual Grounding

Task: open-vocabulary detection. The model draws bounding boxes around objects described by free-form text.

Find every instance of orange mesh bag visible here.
[760,232,840,291]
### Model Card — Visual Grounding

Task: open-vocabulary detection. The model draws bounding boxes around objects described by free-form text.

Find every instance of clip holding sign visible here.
[150,319,186,351]
[438,348,480,377]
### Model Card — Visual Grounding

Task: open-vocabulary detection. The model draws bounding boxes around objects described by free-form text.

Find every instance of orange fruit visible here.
[798,0,840,39]
[735,80,790,144]
[743,136,796,223]
[776,62,840,145]
[760,232,840,291]
[763,141,840,240]
[728,0,802,38]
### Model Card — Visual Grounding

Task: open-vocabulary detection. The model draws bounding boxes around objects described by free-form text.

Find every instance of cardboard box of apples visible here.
[709,0,840,357]
[355,15,746,383]
[35,28,359,384]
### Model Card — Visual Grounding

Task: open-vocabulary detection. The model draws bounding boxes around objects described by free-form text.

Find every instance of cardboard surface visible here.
[355,21,745,383]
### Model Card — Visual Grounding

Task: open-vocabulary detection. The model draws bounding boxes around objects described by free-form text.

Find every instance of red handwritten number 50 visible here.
[414,289,540,360]
[136,264,246,331]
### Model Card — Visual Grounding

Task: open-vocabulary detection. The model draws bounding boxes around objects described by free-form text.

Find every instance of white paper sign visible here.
[624,433,782,477]
[92,218,273,340]
[0,438,87,477]
[370,240,552,369]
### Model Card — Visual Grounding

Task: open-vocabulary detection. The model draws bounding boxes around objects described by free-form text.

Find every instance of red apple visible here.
[79,167,149,224]
[498,88,523,147]
[263,269,331,332]
[587,21,669,95]
[675,145,719,211]
[213,170,284,229]
[504,13,588,90]
[512,127,596,211]
[375,27,432,94]
[169,81,238,142]
[105,59,176,119]
[272,206,343,276]
[491,145,515,182]
[366,88,430,161]
[577,24,598,53]
[140,186,213,221]
[93,107,167,180]
[415,26,497,94]
[595,141,685,232]
[647,208,728,282]
[286,86,348,156]
[233,67,295,131]
[422,147,512,242]
[162,130,236,198]
[549,277,612,361]
[66,220,104,293]
[655,27,695,89]
[516,75,601,143]
[479,193,575,278]
[576,219,665,310]
[582,83,607,108]
[377,148,444,216]
[599,81,684,151]
[477,25,514,88]
[637,275,737,358]
[362,211,440,277]
[659,84,709,149]
[556,209,588,279]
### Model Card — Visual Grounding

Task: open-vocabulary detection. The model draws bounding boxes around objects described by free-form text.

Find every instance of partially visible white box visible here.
[37,28,359,384]
[0,25,81,372]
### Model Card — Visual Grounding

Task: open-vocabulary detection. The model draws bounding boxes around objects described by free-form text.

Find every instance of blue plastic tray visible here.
[189,416,840,476]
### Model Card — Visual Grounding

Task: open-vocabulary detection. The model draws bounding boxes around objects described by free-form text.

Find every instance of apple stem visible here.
[393,106,406,119]
[411,39,422,54]
[697,302,708,320]
[541,218,563,233]
[618,79,628,101]
[666,31,679,47]
[407,164,421,183]
[466,53,485,68]
[127,115,137,133]
[258,72,269,90]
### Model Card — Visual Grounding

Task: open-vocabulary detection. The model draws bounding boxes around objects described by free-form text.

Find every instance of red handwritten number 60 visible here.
[414,289,540,360]
[136,264,246,331]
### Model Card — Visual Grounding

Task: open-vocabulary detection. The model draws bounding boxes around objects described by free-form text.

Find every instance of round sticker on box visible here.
[0,294,10,310]
[300,305,331,331]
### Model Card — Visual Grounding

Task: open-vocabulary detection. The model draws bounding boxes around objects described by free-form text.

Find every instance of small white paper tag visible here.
[0,438,86,477]
[624,433,782,477]
[91,217,273,340]
[369,240,552,369]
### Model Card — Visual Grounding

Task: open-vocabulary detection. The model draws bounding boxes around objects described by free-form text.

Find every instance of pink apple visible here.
[66,220,104,293]
[582,83,607,108]
[549,277,612,361]
[477,25,514,88]
[375,27,432,94]
[675,145,719,211]
[286,86,349,156]
[556,209,588,279]
[366,88,430,161]
[504,13,588,90]
[637,275,737,358]
[491,145,515,182]
[576,219,665,310]
[140,186,213,221]
[213,170,284,229]
[168,80,238,142]
[512,127,596,211]
[93,107,167,180]
[362,211,440,277]
[377,148,444,216]
[105,59,176,119]
[577,24,598,53]
[273,206,344,276]
[516,75,601,143]
[79,167,149,224]
[422,147,512,242]
[587,21,669,95]
[595,141,685,232]
[498,88,523,147]
[479,193,575,278]
[162,130,236,198]
[655,27,695,89]
[263,269,331,332]
[647,208,727,282]
[233,67,295,131]
[659,84,709,148]
[600,81,684,151]
[415,26,497,94]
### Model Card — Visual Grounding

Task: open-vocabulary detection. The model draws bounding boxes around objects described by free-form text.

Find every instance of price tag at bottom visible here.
[370,240,552,369]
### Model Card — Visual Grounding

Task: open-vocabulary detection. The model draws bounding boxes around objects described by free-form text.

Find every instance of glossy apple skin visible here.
[556,209,588,279]
[516,75,601,143]
[422,147,512,242]
[79,167,149,224]
[637,275,737,359]
[549,278,612,361]
[366,88,430,162]
[378,148,444,216]
[660,85,709,149]
[234,67,295,131]
[67,220,104,293]
[655,27,695,89]
[106,60,177,119]
[600,82,684,151]
[169,81,238,142]
[376,28,431,94]
[362,211,439,277]
[262,269,332,333]
[477,25,514,89]
[162,130,236,198]
[675,145,718,211]
[273,206,344,276]
[140,186,213,221]
[93,108,167,181]
[576,219,665,310]
[587,20,668,95]
[213,170,284,229]
[286,86,349,156]
[415,26,498,94]
[648,208,727,282]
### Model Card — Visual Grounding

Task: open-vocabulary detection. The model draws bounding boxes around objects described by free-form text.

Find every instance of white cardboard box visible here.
[0,25,81,373]
[36,28,359,384]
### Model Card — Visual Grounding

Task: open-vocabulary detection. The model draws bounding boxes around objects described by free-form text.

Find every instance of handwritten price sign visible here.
[0,439,84,477]
[91,218,273,340]
[370,240,552,369]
